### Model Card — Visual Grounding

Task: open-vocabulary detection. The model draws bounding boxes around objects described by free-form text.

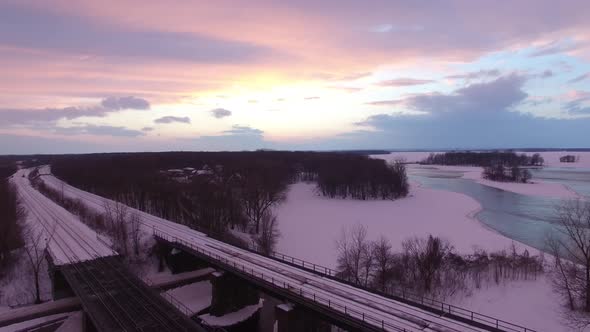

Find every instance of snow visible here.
[525,151,590,169]
[275,182,520,268]
[147,268,214,290]
[0,248,52,308]
[0,312,74,332]
[374,151,590,170]
[10,168,117,265]
[453,276,564,332]
[409,164,581,199]
[199,300,263,327]
[40,169,498,332]
[276,303,294,312]
[54,311,83,332]
[162,281,212,315]
[373,153,582,199]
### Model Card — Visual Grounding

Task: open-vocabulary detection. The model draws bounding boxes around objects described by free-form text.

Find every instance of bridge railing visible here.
[254,244,535,332]
[154,230,412,332]
[157,229,536,332]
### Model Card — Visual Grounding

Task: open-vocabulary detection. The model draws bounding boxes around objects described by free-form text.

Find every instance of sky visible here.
[1,0,590,154]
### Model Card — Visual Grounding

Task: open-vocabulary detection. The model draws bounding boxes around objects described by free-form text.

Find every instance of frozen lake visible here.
[409,165,590,251]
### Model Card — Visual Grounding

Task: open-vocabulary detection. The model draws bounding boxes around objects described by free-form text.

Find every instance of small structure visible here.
[560,155,578,163]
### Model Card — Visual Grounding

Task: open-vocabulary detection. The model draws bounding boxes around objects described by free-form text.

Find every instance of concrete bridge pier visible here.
[274,303,331,332]
[209,271,260,316]
[46,254,75,300]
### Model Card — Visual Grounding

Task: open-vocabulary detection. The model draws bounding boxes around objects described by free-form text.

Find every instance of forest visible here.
[0,162,23,268]
[47,152,408,247]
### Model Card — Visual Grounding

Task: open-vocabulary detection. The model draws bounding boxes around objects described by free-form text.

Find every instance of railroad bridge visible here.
[11,167,538,332]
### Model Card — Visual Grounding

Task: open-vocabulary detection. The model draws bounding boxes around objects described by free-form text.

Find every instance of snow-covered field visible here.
[275,182,520,267]
[274,180,568,331]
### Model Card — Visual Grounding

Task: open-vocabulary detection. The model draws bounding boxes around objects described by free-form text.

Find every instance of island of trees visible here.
[560,155,579,163]
[422,151,541,183]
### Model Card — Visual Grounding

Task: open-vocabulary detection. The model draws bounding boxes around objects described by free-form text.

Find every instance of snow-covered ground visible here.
[275,182,521,267]
[274,181,568,331]
[9,169,116,265]
[199,299,263,327]
[162,281,212,315]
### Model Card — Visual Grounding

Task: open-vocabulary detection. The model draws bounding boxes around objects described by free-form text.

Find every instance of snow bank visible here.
[162,281,212,315]
[275,182,521,268]
[454,276,565,332]
[198,300,262,327]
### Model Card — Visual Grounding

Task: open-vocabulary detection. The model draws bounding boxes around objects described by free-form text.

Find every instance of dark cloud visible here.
[376,78,435,87]
[54,125,144,137]
[210,108,232,119]
[402,74,528,114]
[223,125,264,135]
[192,125,268,151]
[154,116,191,124]
[101,96,150,110]
[0,3,273,63]
[568,72,590,84]
[539,70,554,78]
[0,96,151,125]
[349,74,590,148]
[445,69,501,80]
[141,127,155,132]
[564,93,590,115]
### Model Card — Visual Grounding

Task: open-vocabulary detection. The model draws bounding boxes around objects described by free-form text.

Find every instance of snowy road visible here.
[38,166,522,332]
[11,169,116,265]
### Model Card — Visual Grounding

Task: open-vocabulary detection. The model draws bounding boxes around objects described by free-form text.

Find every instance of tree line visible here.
[0,163,23,268]
[46,152,407,252]
[336,225,543,299]
[422,151,544,167]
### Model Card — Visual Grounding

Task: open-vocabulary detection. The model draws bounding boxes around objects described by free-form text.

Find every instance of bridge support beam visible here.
[46,254,75,301]
[156,241,209,274]
[275,303,331,332]
[209,271,259,316]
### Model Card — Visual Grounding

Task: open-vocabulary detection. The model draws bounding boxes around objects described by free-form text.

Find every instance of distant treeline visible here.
[0,161,23,267]
[421,151,544,167]
[49,152,408,239]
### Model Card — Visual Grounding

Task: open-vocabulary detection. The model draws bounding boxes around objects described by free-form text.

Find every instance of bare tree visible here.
[23,225,55,304]
[129,211,142,257]
[547,199,590,318]
[103,200,129,256]
[336,224,373,287]
[240,175,286,234]
[255,212,280,255]
[403,235,453,293]
[0,182,24,266]
[371,236,393,292]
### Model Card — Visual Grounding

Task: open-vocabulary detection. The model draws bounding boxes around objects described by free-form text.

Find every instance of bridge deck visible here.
[61,256,206,332]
